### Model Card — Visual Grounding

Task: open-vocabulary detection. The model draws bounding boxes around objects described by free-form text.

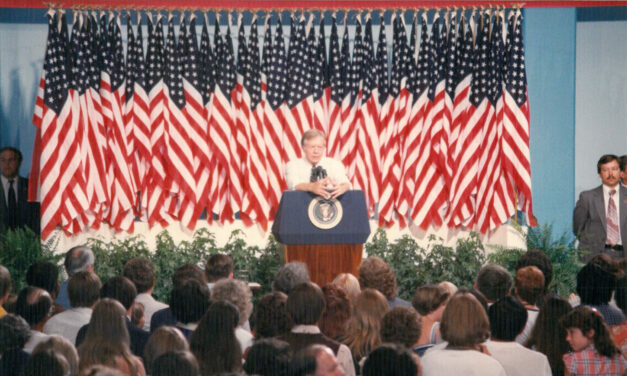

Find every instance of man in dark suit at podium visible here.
[285,129,351,199]
[0,146,40,235]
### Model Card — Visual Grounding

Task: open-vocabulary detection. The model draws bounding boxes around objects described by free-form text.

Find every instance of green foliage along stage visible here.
[1,224,581,303]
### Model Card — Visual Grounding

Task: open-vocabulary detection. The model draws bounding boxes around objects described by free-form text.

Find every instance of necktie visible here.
[606,189,620,245]
[7,179,18,229]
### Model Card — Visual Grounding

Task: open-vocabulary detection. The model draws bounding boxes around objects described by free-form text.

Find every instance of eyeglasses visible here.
[0,158,18,163]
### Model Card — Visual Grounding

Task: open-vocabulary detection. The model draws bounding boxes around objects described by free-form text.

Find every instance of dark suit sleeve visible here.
[573,191,589,238]
[75,324,88,347]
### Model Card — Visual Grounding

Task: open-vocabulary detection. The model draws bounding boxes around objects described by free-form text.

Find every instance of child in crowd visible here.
[560,306,626,376]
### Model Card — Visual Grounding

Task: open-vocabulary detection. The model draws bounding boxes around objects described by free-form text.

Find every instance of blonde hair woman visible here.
[341,288,389,371]
[78,299,145,376]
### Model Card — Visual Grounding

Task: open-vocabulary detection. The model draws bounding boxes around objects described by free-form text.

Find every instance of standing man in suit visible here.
[0,146,39,235]
[620,155,627,187]
[573,154,627,260]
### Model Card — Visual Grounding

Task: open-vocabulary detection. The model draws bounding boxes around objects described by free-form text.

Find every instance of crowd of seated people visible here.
[0,247,626,376]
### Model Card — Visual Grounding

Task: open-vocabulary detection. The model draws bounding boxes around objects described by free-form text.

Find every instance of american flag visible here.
[76,12,107,229]
[101,14,135,232]
[145,15,173,228]
[30,9,535,238]
[128,13,151,221]
[265,16,289,216]
[448,12,476,227]
[36,10,85,239]
[209,21,237,223]
[241,17,270,230]
[327,15,343,161]
[502,10,535,227]
[285,14,313,164]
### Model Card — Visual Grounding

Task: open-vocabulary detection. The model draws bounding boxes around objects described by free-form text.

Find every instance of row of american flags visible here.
[30,8,535,241]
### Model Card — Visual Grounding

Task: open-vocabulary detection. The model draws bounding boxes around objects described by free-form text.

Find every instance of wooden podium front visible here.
[272,191,370,288]
[285,244,363,287]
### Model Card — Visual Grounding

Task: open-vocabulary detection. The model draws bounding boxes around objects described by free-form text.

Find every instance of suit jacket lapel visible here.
[593,186,606,229]
[620,185,627,242]
[0,182,7,213]
[17,177,29,208]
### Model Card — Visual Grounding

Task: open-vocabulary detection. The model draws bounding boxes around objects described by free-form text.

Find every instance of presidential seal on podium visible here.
[308,196,343,229]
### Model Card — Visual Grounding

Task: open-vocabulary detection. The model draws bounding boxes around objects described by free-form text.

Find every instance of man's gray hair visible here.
[64,245,95,276]
[272,261,310,295]
[211,279,253,327]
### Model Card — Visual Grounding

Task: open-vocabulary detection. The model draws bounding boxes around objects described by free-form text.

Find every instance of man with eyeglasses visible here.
[0,146,40,235]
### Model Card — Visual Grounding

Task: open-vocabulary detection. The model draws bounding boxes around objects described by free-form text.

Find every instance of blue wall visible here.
[524,8,577,236]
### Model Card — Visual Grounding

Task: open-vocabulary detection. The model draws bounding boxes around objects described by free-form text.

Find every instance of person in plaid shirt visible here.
[560,306,627,375]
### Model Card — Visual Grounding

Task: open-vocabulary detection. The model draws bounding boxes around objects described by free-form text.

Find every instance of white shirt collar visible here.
[603,184,620,195]
[292,324,321,334]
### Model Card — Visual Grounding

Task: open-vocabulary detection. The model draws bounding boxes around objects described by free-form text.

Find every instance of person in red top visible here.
[560,306,626,376]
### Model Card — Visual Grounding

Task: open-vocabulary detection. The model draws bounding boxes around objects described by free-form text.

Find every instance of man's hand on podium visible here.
[310,178,333,199]
[329,182,350,199]
[296,178,349,199]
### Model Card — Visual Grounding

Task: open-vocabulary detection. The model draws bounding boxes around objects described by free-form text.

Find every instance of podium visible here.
[272,190,371,286]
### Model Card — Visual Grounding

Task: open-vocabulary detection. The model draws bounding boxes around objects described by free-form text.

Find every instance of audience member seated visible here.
[576,256,626,326]
[143,326,189,375]
[362,344,420,376]
[332,273,361,306]
[21,349,68,376]
[205,253,233,290]
[76,276,150,361]
[560,306,626,375]
[0,265,11,318]
[320,284,351,341]
[32,336,79,376]
[525,296,573,376]
[77,299,146,376]
[26,261,65,316]
[15,287,52,353]
[190,301,243,375]
[420,292,506,376]
[438,281,457,297]
[81,365,124,376]
[381,306,422,351]
[474,264,512,304]
[341,288,387,374]
[151,351,200,376]
[515,249,555,306]
[251,291,291,339]
[123,257,167,331]
[210,278,254,354]
[612,258,627,357]
[243,338,291,376]
[279,282,356,376]
[57,245,95,310]
[0,313,31,376]
[358,257,410,308]
[43,271,101,344]
[486,296,551,376]
[291,344,346,376]
[169,279,211,339]
[131,303,144,329]
[272,261,310,295]
[412,284,449,355]
[513,265,545,344]
[150,264,205,332]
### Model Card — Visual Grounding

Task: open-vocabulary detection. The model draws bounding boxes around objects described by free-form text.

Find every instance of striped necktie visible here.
[606,189,620,245]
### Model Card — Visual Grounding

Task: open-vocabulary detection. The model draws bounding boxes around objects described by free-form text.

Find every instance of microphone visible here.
[310,165,328,182]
